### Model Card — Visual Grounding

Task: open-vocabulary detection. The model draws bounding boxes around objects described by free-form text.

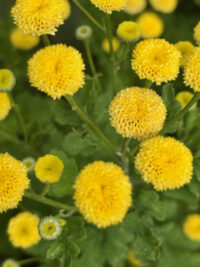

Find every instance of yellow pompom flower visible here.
[34,154,64,183]
[175,41,195,67]
[135,136,193,191]
[102,37,120,53]
[184,47,200,92]
[7,212,41,248]
[0,69,15,92]
[0,93,12,121]
[124,0,147,15]
[149,0,178,13]
[11,0,70,36]
[10,28,39,50]
[109,87,167,139]
[176,91,195,108]
[183,214,200,241]
[0,153,29,212]
[74,161,132,228]
[137,12,164,39]
[28,44,85,99]
[132,39,181,85]
[90,0,127,13]
[117,21,141,42]
[128,250,141,266]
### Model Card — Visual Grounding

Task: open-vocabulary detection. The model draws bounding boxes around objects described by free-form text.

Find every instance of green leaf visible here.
[162,83,175,107]
[46,241,64,260]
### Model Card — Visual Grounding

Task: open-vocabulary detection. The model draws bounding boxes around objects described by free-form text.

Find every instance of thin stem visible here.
[20,258,39,266]
[72,0,105,32]
[39,184,51,198]
[42,35,51,46]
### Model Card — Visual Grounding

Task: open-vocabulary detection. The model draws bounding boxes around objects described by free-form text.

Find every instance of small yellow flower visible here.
[39,216,62,240]
[117,21,141,42]
[0,69,15,92]
[74,161,132,228]
[135,136,193,191]
[128,250,141,266]
[28,44,85,99]
[176,91,195,108]
[34,154,64,183]
[10,28,39,50]
[102,37,120,53]
[183,214,200,241]
[62,0,71,20]
[0,153,29,212]
[124,0,147,15]
[2,259,19,267]
[149,0,178,13]
[58,218,67,227]
[132,38,181,85]
[90,0,127,13]
[7,212,41,248]
[0,93,12,121]
[109,87,167,139]
[137,12,164,39]
[194,22,200,46]
[175,41,195,67]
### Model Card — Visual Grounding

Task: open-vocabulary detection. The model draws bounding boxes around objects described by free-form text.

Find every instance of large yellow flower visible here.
[0,93,12,121]
[0,153,29,212]
[74,161,132,228]
[7,212,41,248]
[132,38,180,85]
[90,0,127,13]
[109,87,167,139]
[175,41,195,67]
[10,28,39,50]
[11,0,70,36]
[135,136,193,191]
[183,214,200,241]
[124,0,147,15]
[28,44,85,99]
[149,0,178,13]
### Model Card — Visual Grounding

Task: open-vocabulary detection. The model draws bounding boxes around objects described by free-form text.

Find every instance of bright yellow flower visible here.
[194,22,200,46]
[109,87,167,139]
[0,93,12,121]
[135,136,193,191]
[102,37,120,53]
[90,0,127,13]
[2,259,19,267]
[149,0,178,13]
[74,161,132,228]
[39,216,62,240]
[11,0,70,36]
[183,214,200,241]
[176,91,195,108]
[10,28,39,50]
[117,21,141,42]
[128,250,141,266]
[132,38,180,85]
[0,69,15,92]
[0,153,29,212]
[124,0,147,15]
[137,12,164,39]
[175,41,195,67]
[28,44,85,99]
[34,154,64,183]
[7,212,40,248]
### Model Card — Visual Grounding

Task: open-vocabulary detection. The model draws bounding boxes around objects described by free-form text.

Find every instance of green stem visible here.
[145,80,153,88]
[72,0,105,32]
[42,35,51,46]
[39,184,51,198]
[0,128,22,145]
[20,258,39,266]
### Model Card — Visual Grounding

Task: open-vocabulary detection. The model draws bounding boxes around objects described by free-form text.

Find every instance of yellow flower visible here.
[128,250,141,266]
[117,21,141,42]
[62,0,71,20]
[28,44,85,99]
[184,47,200,92]
[149,0,178,13]
[10,28,39,50]
[124,0,147,15]
[137,12,164,39]
[109,87,167,139]
[183,214,200,241]
[34,154,64,183]
[7,212,40,248]
[194,22,200,46]
[102,37,120,53]
[90,0,127,13]
[11,0,70,36]
[0,69,15,92]
[2,259,19,267]
[0,153,29,212]
[176,91,195,108]
[132,38,181,85]
[0,93,12,121]
[58,218,67,227]
[135,136,193,191]
[175,41,195,67]
[39,216,62,240]
[74,161,132,228]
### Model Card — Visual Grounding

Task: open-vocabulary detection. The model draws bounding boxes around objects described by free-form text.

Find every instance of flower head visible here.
[176,91,195,108]
[0,69,15,92]
[117,21,141,42]
[76,25,93,41]
[74,161,132,228]
[22,157,35,173]
[149,0,178,13]
[135,136,193,191]
[128,250,141,266]
[109,87,167,139]
[2,259,20,267]
[0,153,29,212]
[39,216,62,240]
[137,12,164,39]
[0,93,12,121]
[28,44,85,99]
[7,212,41,248]
[124,0,147,15]
[175,41,195,67]
[11,0,70,36]
[183,214,200,241]
[102,37,120,53]
[10,28,39,50]
[132,38,180,85]
[90,0,127,13]
[34,154,64,183]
